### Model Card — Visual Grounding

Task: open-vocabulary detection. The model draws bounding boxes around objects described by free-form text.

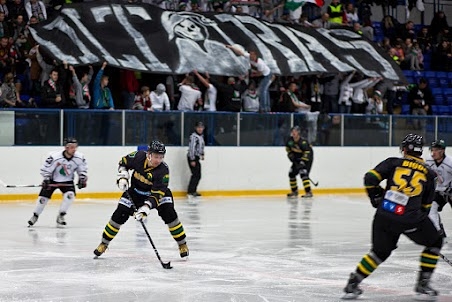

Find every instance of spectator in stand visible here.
[437,28,452,46]
[0,0,9,20]
[242,80,259,112]
[403,38,421,70]
[431,40,451,71]
[283,82,310,113]
[307,75,323,113]
[150,83,171,111]
[68,65,93,109]
[344,3,358,26]
[93,61,114,110]
[430,11,449,45]
[119,69,139,109]
[25,0,46,22]
[361,20,374,41]
[322,74,340,113]
[0,36,17,74]
[261,0,283,23]
[312,13,331,29]
[177,75,202,111]
[226,45,273,112]
[388,47,401,66]
[338,71,355,114]
[210,76,247,112]
[327,0,343,25]
[398,21,416,41]
[0,72,28,107]
[0,12,11,38]
[27,44,41,100]
[365,90,384,115]
[41,68,65,108]
[9,0,26,22]
[132,86,152,111]
[380,37,392,52]
[193,70,217,111]
[417,27,432,53]
[408,77,433,130]
[382,15,398,43]
[350,76,381,114]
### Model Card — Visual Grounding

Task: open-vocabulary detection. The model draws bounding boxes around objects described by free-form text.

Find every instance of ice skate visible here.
[56,213,66,226]
[342,272,363,300]
[287,190,298,198]
[28,213,39,227]
[179,243,189,258]
[415,274,438,301]
[93,242,108,258]
[301,191,313,198]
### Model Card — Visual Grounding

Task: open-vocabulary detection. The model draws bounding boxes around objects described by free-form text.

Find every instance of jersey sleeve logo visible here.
[163,174,169,185]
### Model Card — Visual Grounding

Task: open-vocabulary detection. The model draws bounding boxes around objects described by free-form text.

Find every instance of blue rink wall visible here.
[0,146,408,201]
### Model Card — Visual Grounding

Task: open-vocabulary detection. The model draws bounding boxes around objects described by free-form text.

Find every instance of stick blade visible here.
[162,262,172,269]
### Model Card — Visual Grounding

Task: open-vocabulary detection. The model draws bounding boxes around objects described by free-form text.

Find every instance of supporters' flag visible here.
[285,0,324,11]
[29,0,404,82]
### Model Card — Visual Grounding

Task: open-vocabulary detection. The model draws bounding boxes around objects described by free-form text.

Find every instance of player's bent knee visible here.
[112,204,133,224]
[371,249,391,262]
[158,203,177,224]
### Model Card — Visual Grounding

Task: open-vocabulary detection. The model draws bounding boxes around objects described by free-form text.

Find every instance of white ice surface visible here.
[1,195,452,302]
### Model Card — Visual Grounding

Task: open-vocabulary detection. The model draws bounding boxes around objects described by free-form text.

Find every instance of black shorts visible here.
[39,181,75,198]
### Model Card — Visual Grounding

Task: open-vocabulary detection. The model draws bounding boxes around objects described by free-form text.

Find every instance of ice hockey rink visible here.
[1,195,452,302]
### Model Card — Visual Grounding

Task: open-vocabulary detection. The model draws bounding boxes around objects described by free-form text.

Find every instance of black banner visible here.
[31,1,404,81]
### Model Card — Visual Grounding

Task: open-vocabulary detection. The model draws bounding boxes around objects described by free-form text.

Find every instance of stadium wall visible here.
[0,146,407,201]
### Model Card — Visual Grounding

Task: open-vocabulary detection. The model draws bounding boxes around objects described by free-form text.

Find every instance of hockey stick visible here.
[125,191,172,270]
[0,183,74,188]
[309,178,319,187]
[440,253,452,267]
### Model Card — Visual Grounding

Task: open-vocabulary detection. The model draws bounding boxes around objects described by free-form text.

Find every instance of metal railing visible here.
[2,109,449,147]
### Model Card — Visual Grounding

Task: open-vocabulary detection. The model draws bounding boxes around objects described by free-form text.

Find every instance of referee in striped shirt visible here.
[187,121,205,197]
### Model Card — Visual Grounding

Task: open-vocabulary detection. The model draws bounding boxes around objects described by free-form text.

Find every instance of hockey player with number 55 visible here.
[342,134,443,301]
[93,140,188,259]
[28,137,88,227]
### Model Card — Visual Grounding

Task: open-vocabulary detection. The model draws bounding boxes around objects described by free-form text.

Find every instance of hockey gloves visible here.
[41,179,51,190]
[368,186,384,208]
[117,170,129,192]
[77,176,87,189]
[135,204,151,221]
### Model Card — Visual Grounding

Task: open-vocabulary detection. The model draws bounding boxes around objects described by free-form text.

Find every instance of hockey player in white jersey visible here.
[425,139,452,238]
[28,137,88,227]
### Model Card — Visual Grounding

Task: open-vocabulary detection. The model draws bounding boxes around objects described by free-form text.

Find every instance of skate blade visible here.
[413,294,437,301]
[341,292,361,300]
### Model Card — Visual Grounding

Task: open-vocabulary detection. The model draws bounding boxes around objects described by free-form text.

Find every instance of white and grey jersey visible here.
[41,150,88,182]
[425,155,452,192]
[187,132,205,160]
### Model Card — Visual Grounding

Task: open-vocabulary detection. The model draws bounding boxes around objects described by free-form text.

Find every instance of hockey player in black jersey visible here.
[342,134,443,301]
[286,126,314,198]
[93,140,188,259]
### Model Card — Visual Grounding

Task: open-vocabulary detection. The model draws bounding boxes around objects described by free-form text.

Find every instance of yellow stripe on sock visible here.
[421,263,437,268]
[357,263,371,275]
[364,255,378,269]
[421,253,440,260]
[103,230,115,238]
[169,223,182,232]
[173,231,186,239]
[107,223,119,232]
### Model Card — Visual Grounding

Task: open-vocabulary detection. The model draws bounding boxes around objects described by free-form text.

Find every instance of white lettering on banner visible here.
[66,7,118,65]
[113,5,170,71]
[289,28,354,72]
[269,23,326,73]
[29,18,79,64]
[237,16,306,74]
[320,29,399,80]
[351,41,399,80]
[216,14,281,74]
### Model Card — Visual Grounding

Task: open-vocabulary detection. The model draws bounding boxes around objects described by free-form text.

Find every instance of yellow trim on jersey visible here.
[422,204,432,209]
[368,169,382,181]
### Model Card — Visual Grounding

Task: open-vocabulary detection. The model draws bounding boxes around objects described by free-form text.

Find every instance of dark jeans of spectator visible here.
[385,90,395,114]
[322,94,338,114]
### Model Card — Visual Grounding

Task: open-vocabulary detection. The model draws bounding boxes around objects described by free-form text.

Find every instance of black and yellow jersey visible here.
[364,155,436,223]
[286,137,313,164]
[118,150,169,200]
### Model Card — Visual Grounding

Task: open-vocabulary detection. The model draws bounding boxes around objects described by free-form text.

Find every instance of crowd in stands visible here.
[0,0,449,129]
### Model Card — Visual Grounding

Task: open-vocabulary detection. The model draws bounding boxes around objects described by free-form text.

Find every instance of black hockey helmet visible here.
[195,121,205,128]
[430,139,446,150]
[148,140,166,154]
[400,133,424,155]
[63,137,78,146]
